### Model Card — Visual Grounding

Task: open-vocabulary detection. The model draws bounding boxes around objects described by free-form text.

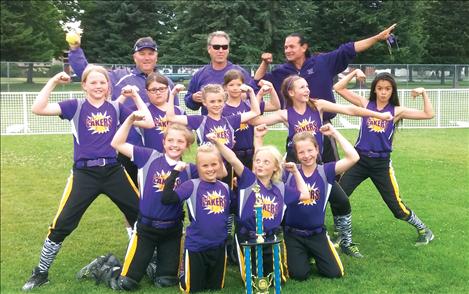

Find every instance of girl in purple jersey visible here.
[22,66,154,291]
[76,113,196,290]
[283,124,359,280]
[251,74,392,257]
[167,83,260,188]
[334,69,435,246]
[206,131,311,284]
[161,144,232,293]
[222,69,281,169]
[137,73,185,152]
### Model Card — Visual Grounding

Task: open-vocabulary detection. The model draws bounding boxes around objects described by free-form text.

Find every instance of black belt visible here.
[284,225,324,237]
[139,216,180,229]
[357,150,390,158]
[234,148,254,157]
[75,157,118,168]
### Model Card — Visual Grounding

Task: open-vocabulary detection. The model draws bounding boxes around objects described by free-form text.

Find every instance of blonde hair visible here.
[164,123,195,148]
[81,64,111,99]
[201,84,225,101]
[254,145,283,183]
[196,143,221,165]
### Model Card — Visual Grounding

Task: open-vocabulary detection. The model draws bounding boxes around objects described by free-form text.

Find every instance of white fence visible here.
[1,89,468,135]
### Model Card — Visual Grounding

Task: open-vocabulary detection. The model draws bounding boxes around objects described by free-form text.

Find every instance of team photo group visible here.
[22,23,435,293]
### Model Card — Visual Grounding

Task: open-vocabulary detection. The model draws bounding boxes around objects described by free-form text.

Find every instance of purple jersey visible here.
[287,105,323,154]
[187,114,241,148]
[132,146,197,221]
[222,100,265,151]
[59,98,132,162]
[355,101,395,158]
[237,167,300,234]
[262,42,356,120]
[68,48,177,146]
[183,62,258,114]
[175,179,232,252]
[138,103,185,152]
[284,163,336,231]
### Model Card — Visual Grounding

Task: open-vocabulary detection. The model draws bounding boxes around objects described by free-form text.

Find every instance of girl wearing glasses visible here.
[118,73,186,153]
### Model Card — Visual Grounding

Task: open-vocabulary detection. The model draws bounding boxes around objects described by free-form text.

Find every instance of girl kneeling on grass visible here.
[283,124,359,280]
[162,144,232,293]
[334,69,435,246]
[206,130,311,284]
[22,66,154,291]
[76,113,198,290]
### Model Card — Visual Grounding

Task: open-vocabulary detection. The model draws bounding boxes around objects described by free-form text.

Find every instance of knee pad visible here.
[154,276,178,287]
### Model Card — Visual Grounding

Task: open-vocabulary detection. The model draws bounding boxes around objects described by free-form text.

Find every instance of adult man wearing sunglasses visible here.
[184,31,258,114]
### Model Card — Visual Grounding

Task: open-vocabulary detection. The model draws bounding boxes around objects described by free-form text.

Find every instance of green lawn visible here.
[1,129,469,293]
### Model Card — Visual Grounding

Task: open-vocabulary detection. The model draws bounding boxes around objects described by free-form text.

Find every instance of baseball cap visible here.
[133,37,157,52]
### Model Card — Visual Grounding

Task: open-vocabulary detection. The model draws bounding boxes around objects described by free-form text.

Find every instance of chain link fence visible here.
[1,62,468,92]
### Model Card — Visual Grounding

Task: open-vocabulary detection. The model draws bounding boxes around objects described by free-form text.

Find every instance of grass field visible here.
[1,129,469,293]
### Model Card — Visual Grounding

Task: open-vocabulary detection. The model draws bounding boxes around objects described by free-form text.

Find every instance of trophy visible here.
[241,183,281,294]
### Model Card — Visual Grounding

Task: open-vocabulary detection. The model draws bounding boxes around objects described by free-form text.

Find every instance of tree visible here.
[78,1,175,64]
[306,0,428,64]
[423,0,469,64]
[1,0,66,61]
[159,0,319,65]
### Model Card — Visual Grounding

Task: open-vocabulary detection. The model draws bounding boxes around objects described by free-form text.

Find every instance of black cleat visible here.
[340,243,364,258]
[415,228,434,246]
[22,267,49,291]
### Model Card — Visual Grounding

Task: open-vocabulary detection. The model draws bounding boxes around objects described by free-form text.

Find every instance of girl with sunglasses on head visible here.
[334,69,435,246]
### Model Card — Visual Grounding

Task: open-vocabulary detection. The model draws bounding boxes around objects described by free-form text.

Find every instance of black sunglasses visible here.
[211,44,229,50]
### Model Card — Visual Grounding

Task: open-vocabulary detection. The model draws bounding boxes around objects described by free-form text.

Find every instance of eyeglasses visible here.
[211,44,229,50]
[147,87,168,93]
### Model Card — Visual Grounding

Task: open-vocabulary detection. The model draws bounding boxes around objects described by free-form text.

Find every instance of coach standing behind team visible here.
[254,24,396,163]
[184,31,258,115]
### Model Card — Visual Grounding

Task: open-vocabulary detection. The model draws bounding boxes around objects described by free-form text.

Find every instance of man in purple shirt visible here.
[184,31,258,115]
[254,24,396,163]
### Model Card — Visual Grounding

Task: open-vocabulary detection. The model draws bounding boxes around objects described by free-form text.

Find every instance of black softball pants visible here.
[47,164,139,243]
